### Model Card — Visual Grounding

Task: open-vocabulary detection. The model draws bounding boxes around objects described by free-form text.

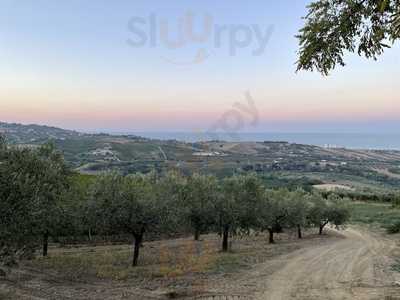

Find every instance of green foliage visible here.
[180,173,218,240]
[231,174,265,232]
[260,175,322,192]
[0,146,39,260]
[155,170,188,233]
[34,143,72,244]
[285,189,311,235]
[259,189,288,229]
[394,8,400,36]
[306,192,351,234]
[349,200,400,235]
[215,174,265,251]
[307,192,329,227]
[321,188,399,203]
[0,140,71,263]
[326,194,351,227]
[56,173,96,242]
[298,0,400,75]
[349,201,400,228]
[88,171,182,266]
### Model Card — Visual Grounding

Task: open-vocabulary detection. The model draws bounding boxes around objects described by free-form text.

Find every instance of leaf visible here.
[380,0,390,13]
[393,11,400,38]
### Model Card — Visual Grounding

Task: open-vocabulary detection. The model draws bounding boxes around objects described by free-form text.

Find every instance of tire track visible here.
[256,227,400,300]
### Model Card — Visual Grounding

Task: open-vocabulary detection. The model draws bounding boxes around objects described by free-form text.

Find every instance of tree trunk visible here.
[319,220,329,235]
[132,233,143,267]
[222,225,229,252]
[319,221,328,235]
[43,231,49,257]
[88,228,92,242]
[297,225,302,239]
[194,228,200,241]
[268,228,274,244]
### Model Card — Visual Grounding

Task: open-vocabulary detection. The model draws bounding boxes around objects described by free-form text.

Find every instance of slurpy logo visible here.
[127,12,274,65]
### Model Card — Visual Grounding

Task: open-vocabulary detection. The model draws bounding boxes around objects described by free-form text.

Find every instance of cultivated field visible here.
[3,122,400,192]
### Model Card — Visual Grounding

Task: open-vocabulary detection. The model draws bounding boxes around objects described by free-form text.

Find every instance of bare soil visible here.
[255,227,400,300]
[313,183,354,191]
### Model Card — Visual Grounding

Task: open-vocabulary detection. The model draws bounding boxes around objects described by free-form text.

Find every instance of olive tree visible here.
[180,174,218,241]
[326,194,351,229]
[307,193,351,234]
[286,189,310,239]
[257,189,290,244]
[58,174,94,243]
[90,172,164,267]
[237,174,267,236]
[307,193,330,234]
[155,170,188,236]
[88,172,122,237]
[215,177,241,252]
[0,143,38,264]
[216,174,264,252]
[298,0,400,75]
[0,141,70,261]
[34,143,71,256]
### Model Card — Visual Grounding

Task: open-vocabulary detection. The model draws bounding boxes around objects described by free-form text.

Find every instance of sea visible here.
[129,132,400,150]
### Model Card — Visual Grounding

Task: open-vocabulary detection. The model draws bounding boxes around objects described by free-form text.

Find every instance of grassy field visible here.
[349,201,400,229]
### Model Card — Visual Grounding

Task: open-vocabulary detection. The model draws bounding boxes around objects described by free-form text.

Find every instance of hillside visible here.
[0,122,83,143]
[2,121,400,192]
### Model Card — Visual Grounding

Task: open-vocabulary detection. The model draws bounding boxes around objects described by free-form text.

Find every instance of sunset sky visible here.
[1,0,399,133]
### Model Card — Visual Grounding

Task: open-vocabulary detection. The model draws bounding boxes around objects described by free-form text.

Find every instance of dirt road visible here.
[256,227,400,300]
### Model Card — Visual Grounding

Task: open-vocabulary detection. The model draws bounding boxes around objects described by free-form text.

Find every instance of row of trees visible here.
[82,172,351,265]
[0,138,351,268]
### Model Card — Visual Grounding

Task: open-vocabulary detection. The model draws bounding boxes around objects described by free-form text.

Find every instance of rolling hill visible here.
[2,121,400,192]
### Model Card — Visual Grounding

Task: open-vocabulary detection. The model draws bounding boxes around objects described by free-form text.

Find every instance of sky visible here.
[0,0,399,134]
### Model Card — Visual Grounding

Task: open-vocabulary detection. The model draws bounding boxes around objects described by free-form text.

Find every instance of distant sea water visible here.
[129,132,400,150]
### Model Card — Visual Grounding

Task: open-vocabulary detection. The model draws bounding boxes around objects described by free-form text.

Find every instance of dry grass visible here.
[26,236,221,282]
[24,230,331,294]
